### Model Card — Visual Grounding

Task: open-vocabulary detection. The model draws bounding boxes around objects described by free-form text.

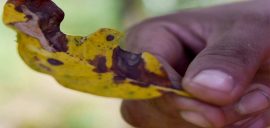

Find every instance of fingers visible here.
[121,99,172,128]
[223,66,270,124]
[229,110,270,128]
[125,20,185,65]
[245,118,267,128]
[121,98,202,128]
[174,81,270,127]
[124,19,206,75]
[123,20,203,84]
[121,3,270,128]
[172,96,226,128]
[121,100,147,127]
[182,24,270,105]
[232,61,270,117]
[122,86,270,128]
[175,84,270,128]
[236,85,270,115]
[222,84,270,125]
[233,112,270,128]
[197,83,270,127]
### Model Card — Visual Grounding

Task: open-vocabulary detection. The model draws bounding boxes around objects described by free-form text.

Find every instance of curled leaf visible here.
[3,0,190,99]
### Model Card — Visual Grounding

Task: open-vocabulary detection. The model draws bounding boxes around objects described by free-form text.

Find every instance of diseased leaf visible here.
[3,0,190,99]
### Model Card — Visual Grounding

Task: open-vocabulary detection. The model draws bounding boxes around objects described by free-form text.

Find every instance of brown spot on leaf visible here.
[113,75,126,84]
[129,81,149,87]
[128,91,135,95]
[33,56,39,61]
[74,38,83,46]
[25,15,32,20]
[39,64,51,71]
[106,34,114,41]
[88,55,108,73]
[47,58,64,66]
[111,47,177,89]
[8,0,68,52]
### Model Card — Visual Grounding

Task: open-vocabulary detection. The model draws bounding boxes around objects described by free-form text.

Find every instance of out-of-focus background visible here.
[0,0,239,128]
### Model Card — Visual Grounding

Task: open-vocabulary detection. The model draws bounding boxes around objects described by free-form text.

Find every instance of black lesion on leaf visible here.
[39,64,51,71]
[111,47,174,88]
[88,55,108,73]
[74,38,83,46]
[113,75,126,84]
[7,0,68,52]
[106,34,115,41]
[33,56,40,61]
[25,15,33,20]
[129,81,149,87]
[47,58,64,66]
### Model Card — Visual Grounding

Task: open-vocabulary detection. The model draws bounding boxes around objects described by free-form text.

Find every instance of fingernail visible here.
[237,89,270,115]
[180,111,211,128]
[191,70,234,92]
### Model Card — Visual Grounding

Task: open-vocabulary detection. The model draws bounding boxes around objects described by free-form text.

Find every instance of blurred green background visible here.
[0,0,239,128]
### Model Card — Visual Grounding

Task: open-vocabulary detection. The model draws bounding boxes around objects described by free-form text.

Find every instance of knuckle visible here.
[129,21,167,36]
[198,42,258,67]
[125,18,174,53]
[127,16,172,36]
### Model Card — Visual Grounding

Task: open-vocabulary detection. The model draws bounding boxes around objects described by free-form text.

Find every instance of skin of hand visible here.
[121,0,270,128]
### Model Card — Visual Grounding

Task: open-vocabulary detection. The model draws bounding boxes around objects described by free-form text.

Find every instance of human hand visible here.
[121,0,270,127]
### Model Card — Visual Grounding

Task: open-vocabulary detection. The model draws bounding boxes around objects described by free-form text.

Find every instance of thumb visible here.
[182,26,270,105]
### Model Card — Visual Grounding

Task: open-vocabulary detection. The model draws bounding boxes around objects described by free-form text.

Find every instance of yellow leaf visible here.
[3,3,27,25]
[3,0,191,99]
